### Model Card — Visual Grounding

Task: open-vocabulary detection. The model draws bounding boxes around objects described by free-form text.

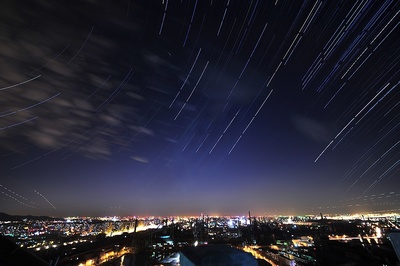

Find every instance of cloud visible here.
[292,115,333,144]
[131,156,149,163]
[0,1,149,159]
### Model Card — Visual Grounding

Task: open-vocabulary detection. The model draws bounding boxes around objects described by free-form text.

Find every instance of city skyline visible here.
[0,0,399,217]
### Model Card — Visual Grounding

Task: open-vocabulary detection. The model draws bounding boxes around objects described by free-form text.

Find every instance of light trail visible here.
[217,0,230,36]
[324,83,346,109]
[0,117,38,131]
[174,61,209,120]
[195,133,210,153]
[1,191,36,209]
[315,82,391,162]
[67,26,94,66]
[229,90,273,154]
[68,75,111,113]
[34,189,56,209]
[159,0,168,35]
[182,132,196,152]
[234,0,258,55]
[96,69,133,112]
[0,93,60,118]
[31,44,70,74]
[183,0,198,47]
[282,0,321,64]
[224,21,268,110]
[170,48,202,108]
[0,184,28,202]
[0,75,41,91]
[209,109,240,154]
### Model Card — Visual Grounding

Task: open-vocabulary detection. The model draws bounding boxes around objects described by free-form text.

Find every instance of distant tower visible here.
[248,211,255,244]
[134,218,138,233]
[248,211,252,226]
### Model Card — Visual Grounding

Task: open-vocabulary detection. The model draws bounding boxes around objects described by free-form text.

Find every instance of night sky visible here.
[0,0,399,217]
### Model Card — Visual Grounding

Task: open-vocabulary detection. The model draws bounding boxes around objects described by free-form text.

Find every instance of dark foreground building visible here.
[179,244,258,266]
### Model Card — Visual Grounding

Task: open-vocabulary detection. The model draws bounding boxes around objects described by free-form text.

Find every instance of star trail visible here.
[0,0,399,217]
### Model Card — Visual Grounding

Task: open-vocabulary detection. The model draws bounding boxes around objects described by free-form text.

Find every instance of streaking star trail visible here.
[0,0,399,217]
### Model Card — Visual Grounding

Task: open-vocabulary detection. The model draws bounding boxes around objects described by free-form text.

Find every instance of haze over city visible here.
[0,0,399,217]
